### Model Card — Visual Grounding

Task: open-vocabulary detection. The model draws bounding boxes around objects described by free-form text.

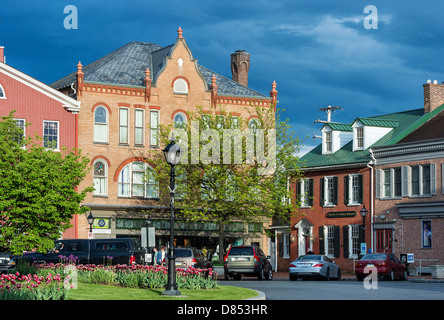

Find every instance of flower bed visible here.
[0,272,69,300]
[2,261,219,299]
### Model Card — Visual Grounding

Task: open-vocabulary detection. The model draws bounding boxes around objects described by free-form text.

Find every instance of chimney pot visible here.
[0,47,4,63]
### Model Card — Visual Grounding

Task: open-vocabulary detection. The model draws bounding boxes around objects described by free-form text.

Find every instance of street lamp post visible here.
[359,205,368,257]
[162,137,182,296]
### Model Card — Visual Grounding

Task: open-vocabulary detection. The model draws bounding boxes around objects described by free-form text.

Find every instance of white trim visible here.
[0,63,80,112]
[0,83,6,99]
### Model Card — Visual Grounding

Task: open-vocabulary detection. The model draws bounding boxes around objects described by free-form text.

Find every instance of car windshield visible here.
[175,249,193,258]
[228,247,254,256]
[361,254,387,260]
[296,255,322,261]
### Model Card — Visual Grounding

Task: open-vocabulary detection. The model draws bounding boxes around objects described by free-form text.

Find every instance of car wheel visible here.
[233,274,242,281]
[336,269,341,281]
[323,268,330,281]
[289,274,297,281]
[388,269,395,281]
[224,273,230,281]
[257,268,264,280]
[401,270,408,281]
[265,268,273,280]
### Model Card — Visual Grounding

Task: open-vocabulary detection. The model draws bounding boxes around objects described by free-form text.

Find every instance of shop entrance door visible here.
[376,229,393,253]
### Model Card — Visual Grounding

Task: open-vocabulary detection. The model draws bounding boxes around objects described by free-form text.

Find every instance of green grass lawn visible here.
[68,283,258,300]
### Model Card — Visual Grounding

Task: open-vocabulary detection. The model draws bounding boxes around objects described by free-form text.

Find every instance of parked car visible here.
[0,252,16,274]
[289,254,341,281]
[166,247,212,269]
[355,253,408,281]
[224,245,273,280]
[15,238,145,266]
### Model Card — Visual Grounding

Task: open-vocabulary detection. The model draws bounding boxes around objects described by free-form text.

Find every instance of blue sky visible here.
[2,0,444,154]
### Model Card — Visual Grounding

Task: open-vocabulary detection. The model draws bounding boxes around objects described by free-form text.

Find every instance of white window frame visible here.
[173,79,188,94]
[150,110,159,147]
[348,224,360,259]
[324,131,332,153]
[300,178,311,208]
[325,226,335,258]
[14,118,26,147]
[43,120,59,150]
[119,108,129,144]
[347,174,361,205]
[410,164,434,197]
[282,233,290,259]
[134,109,144,146]
[93,159,107,196]
[173,112,187,129]
[0,83,6,99]
[117,161,158,199]
[94,106,108,143]
[323,176,336,206]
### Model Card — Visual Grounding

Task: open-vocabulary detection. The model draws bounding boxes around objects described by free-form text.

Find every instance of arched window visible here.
[0,83,5,99]
[174,112,187,128]
[117,161,158,198]
[93,160,107,196]
[174,78,188,94]
[94,106,108,142]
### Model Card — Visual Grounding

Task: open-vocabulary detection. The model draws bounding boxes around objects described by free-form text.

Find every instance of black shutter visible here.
[308,179,314,207]
[319,226,325,255]
[343,226,349,258]
[358,174,363,204]
[320,178,324,206]
[296,180,301,204]
[334,226,340,258]
[333,176,338,205]
[344,176,349,205]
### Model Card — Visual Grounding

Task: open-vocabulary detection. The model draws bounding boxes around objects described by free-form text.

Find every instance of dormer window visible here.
[325,131,332,152]
[354,126,364,151]
[320,122,352,155]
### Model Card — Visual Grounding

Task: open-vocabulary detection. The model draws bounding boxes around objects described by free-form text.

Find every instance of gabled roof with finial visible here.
[50,29,266,98]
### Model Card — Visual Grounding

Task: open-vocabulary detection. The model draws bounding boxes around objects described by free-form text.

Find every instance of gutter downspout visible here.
[368,148,376,253]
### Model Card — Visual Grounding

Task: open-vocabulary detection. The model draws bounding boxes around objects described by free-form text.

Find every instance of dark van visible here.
[19,238,145,265]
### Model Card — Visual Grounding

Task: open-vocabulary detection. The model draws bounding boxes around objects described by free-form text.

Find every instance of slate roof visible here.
[50,41,266,98]
[300,105,444,169]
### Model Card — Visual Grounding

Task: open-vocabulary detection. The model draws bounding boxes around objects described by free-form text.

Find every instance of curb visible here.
[244,289,266,300]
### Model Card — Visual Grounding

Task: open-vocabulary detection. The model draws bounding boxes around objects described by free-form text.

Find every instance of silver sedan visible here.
[289,254,341,281]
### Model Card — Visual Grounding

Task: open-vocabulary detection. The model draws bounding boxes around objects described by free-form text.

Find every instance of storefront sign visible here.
[326,211,356,218]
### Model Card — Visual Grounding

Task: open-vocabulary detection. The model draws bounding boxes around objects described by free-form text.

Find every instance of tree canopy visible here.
[0,112,93,254]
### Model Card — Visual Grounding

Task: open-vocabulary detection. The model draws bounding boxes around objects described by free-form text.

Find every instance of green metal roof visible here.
[300,105,444,169]
[322,122,353,132]
[353,118,400,128]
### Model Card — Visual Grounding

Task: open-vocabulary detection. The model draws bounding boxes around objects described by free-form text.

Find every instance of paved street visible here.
[221,273,444,300]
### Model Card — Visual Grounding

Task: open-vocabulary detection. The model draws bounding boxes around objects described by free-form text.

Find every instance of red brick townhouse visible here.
[51,28,278,256]
[371,81,444,273]
[292,81,444,273]
[0,47,81,238]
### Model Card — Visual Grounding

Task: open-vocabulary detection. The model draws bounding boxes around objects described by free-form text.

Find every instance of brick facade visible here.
[0,57,80,238]
[54,29,277,256]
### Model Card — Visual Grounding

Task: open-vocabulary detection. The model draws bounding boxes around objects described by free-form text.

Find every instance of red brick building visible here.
[292,81,444,273]
[0,47,81,238]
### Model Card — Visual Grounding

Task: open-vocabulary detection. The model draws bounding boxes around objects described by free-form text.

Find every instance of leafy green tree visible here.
[149,104,303,262]
[0,112,93,255]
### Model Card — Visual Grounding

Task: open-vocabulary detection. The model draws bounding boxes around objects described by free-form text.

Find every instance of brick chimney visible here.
[0,47,4,63]
[231,50,250,87]
[424,79,444,112]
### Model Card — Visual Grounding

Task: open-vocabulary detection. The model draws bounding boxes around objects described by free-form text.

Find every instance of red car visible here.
[355,253,408,281]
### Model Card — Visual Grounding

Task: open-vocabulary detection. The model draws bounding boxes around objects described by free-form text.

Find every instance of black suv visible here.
[224,245,273,280]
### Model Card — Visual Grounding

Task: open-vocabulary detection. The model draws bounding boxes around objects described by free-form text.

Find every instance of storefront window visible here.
[422,220,432,248]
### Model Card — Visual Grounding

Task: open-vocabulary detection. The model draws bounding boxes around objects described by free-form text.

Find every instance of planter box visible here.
[431,265,444,279]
